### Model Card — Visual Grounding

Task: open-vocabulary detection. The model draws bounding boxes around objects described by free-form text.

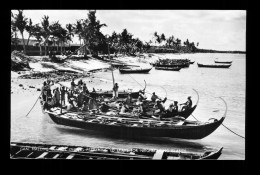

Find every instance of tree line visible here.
[11,10,201,56]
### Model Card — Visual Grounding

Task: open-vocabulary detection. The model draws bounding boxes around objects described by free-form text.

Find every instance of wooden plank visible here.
[36,152,49,159]
[66,154,75,159]
[53,154,60,159]
[152,150,165,160]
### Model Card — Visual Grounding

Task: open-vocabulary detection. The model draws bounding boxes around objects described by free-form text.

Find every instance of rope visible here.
[191,114,245,139]
[25,92,42,117]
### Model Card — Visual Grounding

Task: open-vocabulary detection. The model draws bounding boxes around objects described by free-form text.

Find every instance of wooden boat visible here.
[119,67,152,74]
[41,96,226,140]
[154,63,190,68]
[10,142,223,160]
[214,60,232,64]
[197,63,231,68]
[155,66,182,71]
[189,61,195,64]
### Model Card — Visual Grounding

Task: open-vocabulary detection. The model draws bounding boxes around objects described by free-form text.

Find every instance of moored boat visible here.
[10,142,223,160]
[119,67,152,74]
[214,60,232,64]
[40,96,226,140]
[197,63,231,68]
[155,66,182,71]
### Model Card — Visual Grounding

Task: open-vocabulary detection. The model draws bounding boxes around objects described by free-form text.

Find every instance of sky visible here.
[11,10,246,51]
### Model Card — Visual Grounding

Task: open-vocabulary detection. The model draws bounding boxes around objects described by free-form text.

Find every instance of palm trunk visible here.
[21,33,26,54]
[44,44,47,56]
[14,32,18,50]
[39,45,42,56]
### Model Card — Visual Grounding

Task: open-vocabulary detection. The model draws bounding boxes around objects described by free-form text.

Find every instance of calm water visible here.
[11,53,245,160]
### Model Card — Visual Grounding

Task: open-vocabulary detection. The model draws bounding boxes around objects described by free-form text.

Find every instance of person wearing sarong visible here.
[113,83,119,99]
[53,87,60,106]
[41,81,48,101]
[60,86,67,106]
[71,78,76,92]
[77,91,84,108]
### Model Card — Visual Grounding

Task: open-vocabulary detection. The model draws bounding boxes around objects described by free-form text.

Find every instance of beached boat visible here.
[154,66,182,71]
[189,61,195,64]
[40,96,226,140]
[197,63,231,68]
[42,108,226,139]
[119,67,152,74]
[10,142,223,160]
[214,60,232,64]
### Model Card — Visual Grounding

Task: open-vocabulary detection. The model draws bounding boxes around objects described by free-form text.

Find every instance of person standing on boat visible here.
[41,81,48,101]
[71,78,76,92]
[83,83,88,94]
[180,96,192,111]
[60,86,67,106]
[151,92,159,102]
[139,90,147,101]
[53,87,61,106]
[113,83,119,99]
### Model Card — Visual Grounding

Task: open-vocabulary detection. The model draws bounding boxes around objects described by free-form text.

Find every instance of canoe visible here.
[10,142,223,160]
[214,60,232,64]
[155,66,182,71]
[197,63,231,68]
[119,67,152,74]
[41,96,226,140]
[189,61,195,64]
[153,63,190,68]
[42,108,226,139]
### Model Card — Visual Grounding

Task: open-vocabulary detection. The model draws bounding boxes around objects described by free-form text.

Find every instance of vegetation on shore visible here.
[11,10,245,56]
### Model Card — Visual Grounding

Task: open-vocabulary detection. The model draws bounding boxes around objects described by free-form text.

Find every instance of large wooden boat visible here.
[197,63,231,68]
[90,90,140,98]
[41,96,226,140]
[119,67,152,74]
[154,66,182,71]
[10,142,223,160]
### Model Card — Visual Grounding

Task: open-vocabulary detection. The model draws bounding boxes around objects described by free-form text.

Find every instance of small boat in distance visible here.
[10,142,223,160]
[197,63,232,68]
[214,60,233,64]
[119,67,152,74]
[155,66,182,71]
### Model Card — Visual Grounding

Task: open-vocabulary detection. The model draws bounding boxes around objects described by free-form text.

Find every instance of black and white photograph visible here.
[10,10,246,160]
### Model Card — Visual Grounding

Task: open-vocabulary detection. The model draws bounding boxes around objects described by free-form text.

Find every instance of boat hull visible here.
[45,111,225,139]
[214,61,232,64]
[119,68,152,74]
[155,66,181,71]
[197,63,231,68]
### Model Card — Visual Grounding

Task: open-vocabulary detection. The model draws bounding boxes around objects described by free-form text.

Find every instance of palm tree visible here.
[160,33,166,46]
[13,10,28,54]
[41,15,50,55]
[11,12,19,50]
[66,23,74,49]
[31,24,43,55]
[74,19,83,47]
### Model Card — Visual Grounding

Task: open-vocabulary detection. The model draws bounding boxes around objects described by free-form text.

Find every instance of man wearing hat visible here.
[180,96,192,111]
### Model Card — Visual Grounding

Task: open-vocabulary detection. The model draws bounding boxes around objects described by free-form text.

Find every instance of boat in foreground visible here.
[155,66,182,71]
[119,67,152,74]
[197,63,231,68]
[10,142,223,160]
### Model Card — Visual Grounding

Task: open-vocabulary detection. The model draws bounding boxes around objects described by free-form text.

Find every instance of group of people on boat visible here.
[41,78,193,119]
[155,58,190,66]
